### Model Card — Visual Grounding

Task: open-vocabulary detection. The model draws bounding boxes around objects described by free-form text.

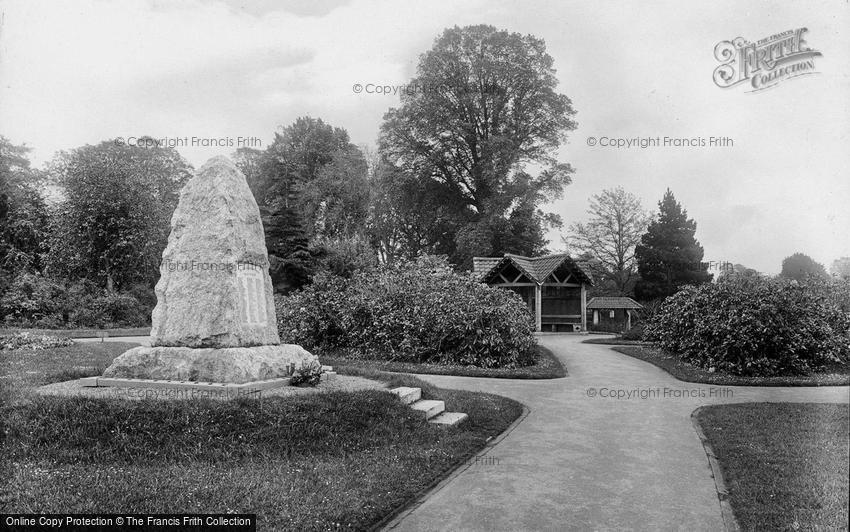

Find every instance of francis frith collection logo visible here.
[713,27,821,92]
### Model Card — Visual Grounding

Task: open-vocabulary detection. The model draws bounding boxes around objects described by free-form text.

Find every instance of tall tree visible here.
[0,137,48,274]
[261,198,312,292]
[634,189,712,301]
[300,148,370,238]
[379,24,577,264]
[232,146,265,199]
[47,138,192,291]
[235,117,371,290]
[566,187,649,295]
[780,252,828,282]
[260,117,368,239]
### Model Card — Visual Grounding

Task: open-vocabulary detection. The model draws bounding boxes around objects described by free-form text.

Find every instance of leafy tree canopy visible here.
[0,137,48,273]
[831,257,850,281]
[780,252,828,282]
[47,138,192,291]
[379,24,576,264]
[566,187,649,296]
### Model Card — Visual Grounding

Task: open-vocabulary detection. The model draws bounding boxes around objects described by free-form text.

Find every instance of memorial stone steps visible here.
[389,387,468,427]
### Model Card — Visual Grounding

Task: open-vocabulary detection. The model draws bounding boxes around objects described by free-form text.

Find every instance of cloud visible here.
[0,0,847,274]
[124,47,315,119]
[213,0,352,17]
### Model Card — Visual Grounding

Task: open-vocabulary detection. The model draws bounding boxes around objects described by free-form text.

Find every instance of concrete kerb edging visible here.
[376,403,532,531]
[691,406,741,532]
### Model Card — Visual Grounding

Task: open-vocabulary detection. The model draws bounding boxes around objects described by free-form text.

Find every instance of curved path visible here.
[387,334,850,531]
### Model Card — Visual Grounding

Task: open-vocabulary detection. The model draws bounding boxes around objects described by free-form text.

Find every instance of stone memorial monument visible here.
[102,156,320,384]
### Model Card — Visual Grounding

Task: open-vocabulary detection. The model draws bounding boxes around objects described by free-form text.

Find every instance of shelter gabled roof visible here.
[472,253,594,285]
[472,257,503,276]
[586,296,644,309]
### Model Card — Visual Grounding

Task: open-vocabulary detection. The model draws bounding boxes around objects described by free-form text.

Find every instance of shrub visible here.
[308,234,378,280]
[62,279,102,327]
[65,284,150,328]
[125,283,158,316]
[620,323,645,341]
[289,360,323,387]
[0,332,74,351]
[277,256,538,368]
[0,274,152,328]
[0,273,65,327]
[94,292,148,327]
[645,276,850,376]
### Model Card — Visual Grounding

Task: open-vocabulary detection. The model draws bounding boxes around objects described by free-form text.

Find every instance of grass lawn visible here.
[321,345,566,379]
[610,345,850,386]
[695,403,849,530]
[0,342,141,386]
[0,342,523,530]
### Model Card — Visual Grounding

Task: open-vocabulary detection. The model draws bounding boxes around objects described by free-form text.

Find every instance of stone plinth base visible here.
[79,376,292,392]
[102,344,320,384]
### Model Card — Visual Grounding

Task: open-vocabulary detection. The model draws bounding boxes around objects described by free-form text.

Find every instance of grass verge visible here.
[321,345,565,379]
[610,345,850,386]
[0,327,151,338]
[694,403,849,530]
[0,342,522,530]
[582,337,645,346]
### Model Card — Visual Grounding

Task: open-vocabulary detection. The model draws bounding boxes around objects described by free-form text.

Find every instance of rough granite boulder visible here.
[151,155,279,348]
[102,155,319,383]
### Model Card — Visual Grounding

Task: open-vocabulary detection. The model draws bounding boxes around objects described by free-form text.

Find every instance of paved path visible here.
[388,334,850,532]
[75,336,151,346]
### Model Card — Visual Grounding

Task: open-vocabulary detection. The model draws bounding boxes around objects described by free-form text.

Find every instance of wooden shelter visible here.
[473,253,594,332]
[586,297,644,332]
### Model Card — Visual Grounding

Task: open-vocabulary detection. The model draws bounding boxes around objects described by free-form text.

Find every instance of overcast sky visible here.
[1,0,847,274]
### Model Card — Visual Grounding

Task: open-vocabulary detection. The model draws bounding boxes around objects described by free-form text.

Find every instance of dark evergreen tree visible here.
[634,189,712,301]
[262,202,312,293]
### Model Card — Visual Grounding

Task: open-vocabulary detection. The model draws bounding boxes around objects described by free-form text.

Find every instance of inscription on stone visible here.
[238,268,267,326]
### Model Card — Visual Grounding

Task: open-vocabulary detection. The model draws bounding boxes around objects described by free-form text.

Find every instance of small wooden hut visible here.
[473,253,594,332]
[586,297,644,332]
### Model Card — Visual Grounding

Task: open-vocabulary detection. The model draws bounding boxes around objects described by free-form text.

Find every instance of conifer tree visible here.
[634,189,712,300]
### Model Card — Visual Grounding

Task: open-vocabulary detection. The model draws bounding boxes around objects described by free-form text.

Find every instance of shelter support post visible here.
[580,283,587,331]
[535,283,542,332]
